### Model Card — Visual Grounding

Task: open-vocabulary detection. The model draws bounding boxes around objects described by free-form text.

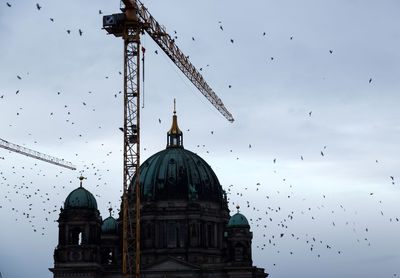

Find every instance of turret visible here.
[50,176,102,277]
[167,99,183,148]
[226,205,253,266]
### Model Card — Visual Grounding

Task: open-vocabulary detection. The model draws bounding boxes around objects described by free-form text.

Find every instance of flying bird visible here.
[36,3,41,10]
[50,18,54,22]
[99,10,103,14]
[329,50,333,54]
[79,29,83,36]
[230,39,234,43]
[67,29,71,34]
[6,2,11,7]
[369,78,372,83]
[309,111,312,117]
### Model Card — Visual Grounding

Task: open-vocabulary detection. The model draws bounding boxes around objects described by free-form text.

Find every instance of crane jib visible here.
[104,1,234,122]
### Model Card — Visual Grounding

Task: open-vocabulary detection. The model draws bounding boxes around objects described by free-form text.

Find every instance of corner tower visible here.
[50,176,102,278]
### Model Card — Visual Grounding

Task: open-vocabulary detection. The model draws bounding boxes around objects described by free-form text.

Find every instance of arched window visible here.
[107,250,113,264]
[190,223,197,237]
[234,242,245,261]
[207,224,213,247]
[167,223,177,248]
[71,228,83,245]
[145,224,152,239]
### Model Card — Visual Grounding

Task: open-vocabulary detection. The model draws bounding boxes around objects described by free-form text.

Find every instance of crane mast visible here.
[0,138,76,170]
[103,1,234,277]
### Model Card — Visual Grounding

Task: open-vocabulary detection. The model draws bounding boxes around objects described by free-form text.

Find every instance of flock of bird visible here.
[0,1,398,278]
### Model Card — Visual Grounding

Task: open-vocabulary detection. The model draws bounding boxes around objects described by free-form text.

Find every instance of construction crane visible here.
[103,1,234,277]
[0,137,76,170]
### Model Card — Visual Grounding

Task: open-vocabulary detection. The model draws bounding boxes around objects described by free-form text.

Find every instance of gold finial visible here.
[78,175,86,187]
[108,206,113,217]
[236,205,240,212]
[168,99,182,136]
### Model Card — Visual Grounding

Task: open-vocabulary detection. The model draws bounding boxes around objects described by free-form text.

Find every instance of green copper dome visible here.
[227,213,250,227]
[130,147,224,203]
[102,216,118,234]
[129,109,225,203]
[65,187,97,209]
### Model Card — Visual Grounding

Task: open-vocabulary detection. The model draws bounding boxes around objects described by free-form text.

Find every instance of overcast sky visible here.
[1,0,400,277]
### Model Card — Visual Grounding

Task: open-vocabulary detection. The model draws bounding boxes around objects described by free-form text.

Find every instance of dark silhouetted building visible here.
[50,110,268,278]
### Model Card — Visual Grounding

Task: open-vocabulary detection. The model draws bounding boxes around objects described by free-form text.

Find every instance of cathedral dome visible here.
[64,176,97,209]
[227,208,250,227]
[102,207,118,234]
[130,108,224,203]
[133,147,223,202]
[102,217,118,234]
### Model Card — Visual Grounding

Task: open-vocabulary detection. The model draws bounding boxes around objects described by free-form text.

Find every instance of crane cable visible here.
[141,45,146,109]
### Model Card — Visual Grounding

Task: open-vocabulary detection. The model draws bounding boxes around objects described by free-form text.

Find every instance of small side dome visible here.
[102,216,118,234]
[102,207,118,234]
[64,176,97,209]
[228,206,249,227]
[228,213,249,227]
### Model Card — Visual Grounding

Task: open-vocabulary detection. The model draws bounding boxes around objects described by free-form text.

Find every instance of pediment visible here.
[143,256,200,271]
